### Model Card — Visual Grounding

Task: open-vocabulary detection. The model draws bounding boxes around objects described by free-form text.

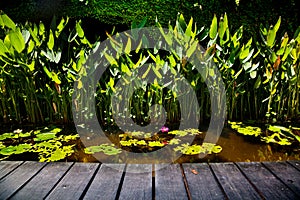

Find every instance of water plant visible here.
[229,121,300,146]
[84,144,121,155]
[0,127,79,162]
[174,143,222,155]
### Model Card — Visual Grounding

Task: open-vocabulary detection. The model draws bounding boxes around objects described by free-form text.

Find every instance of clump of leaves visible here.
[84,144,121,155]
[228,121,262,137]
[0,127,79,162]
[174,143,222,155]
[229,121,300,146]
[0,144,32,156]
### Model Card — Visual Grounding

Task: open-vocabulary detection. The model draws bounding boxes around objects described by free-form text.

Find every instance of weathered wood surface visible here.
[0,161,299,199]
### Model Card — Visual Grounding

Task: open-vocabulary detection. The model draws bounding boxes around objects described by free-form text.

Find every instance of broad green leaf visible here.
[56,17,69,38]
[124,37,131,54]
[267,28,276,47]
[186,41,198,57]
[47,30,54,50]
[0,14,16,29]
[0,39,8,56]
[39,22,45,36]
[274,17,281,33]
[168,55,176,67]
[104,53,118,65]
[239,46,249,60]
[152,66,162,79]
[76,22,84,38]
[27,60,35,71]
[121,63,132,76]
[185,17,193,37]
[250,70,257,79]
[9,28,25,53]
[178,14,187,31]
[218,13,228,39]
[209,14,218,39]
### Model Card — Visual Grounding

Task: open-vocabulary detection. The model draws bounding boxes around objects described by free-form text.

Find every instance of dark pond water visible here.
[0,124,299,163]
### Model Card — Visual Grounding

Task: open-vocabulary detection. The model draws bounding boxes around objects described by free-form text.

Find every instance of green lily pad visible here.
[120,139,138,146]
[168,130,188,137]
[39,145,75,162]
[148,141,165,147]
[169,138,181,145]
[237,126,262,137]
[34,132,57,141]
[0,133,14,140]
[84,144,121,155]
[0,143,32,156]
[174,143,222,155]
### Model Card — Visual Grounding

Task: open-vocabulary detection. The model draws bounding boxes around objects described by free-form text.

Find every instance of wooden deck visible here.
[0,161,299,199]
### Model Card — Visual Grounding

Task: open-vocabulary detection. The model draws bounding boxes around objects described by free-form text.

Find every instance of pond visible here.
[0,122,299,163]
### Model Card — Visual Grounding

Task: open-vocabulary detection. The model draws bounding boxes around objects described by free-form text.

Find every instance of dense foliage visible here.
[1,0,299,39]
[0,11,299,126]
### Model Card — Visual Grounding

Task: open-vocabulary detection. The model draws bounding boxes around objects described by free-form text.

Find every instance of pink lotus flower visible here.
[160,126,169,133]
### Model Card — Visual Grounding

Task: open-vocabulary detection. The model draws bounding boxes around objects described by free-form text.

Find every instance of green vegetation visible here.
[0,127,79,161]
[0,11,299,125]
[229,121,300,146]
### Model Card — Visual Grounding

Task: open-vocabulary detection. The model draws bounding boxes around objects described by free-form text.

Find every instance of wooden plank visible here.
[119,164,152,200]
[0,161,46,199]
[45,162,99,200]
[183,163,226,200]
[287,160,300,171]
[155,164,188,200]
[210,163,261,199]
[10,162,73,200]
[0,161,23,180]
[262,161,300,196]
[237,162,298,199]
[83,164,125,200]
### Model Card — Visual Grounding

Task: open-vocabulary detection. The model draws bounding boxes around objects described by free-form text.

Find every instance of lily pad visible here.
[84,144,121,155]
[34,132,57,141]
[174,143,222,155]
[0,143,32,156]
[168,130,188,137]
[237,126,262,137]
[148,141,165,147]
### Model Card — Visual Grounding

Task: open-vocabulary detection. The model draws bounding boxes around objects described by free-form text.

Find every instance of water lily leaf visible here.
[0,144,32,156]
[148,141,164,147]
[84,144,121,155]
[237,126,262,137]
[137,140,147,145]
[34,132,57,141]
[0,133,14,140]
[168,130,188,137]
[169,138,180,145]
[174,143,222,155]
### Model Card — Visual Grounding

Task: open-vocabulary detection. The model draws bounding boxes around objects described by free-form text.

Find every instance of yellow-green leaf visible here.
[47,30,54,50]
[9,28,25,53]
[209,14,218,39]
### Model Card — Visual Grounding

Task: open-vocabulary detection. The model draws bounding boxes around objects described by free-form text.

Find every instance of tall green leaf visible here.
[209,15,218,39]
[9,28,25,53]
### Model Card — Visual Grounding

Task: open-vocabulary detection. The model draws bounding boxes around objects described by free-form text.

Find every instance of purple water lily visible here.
[160,126,169,133]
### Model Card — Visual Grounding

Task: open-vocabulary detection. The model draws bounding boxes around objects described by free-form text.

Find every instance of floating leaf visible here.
[84,144,121,155]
